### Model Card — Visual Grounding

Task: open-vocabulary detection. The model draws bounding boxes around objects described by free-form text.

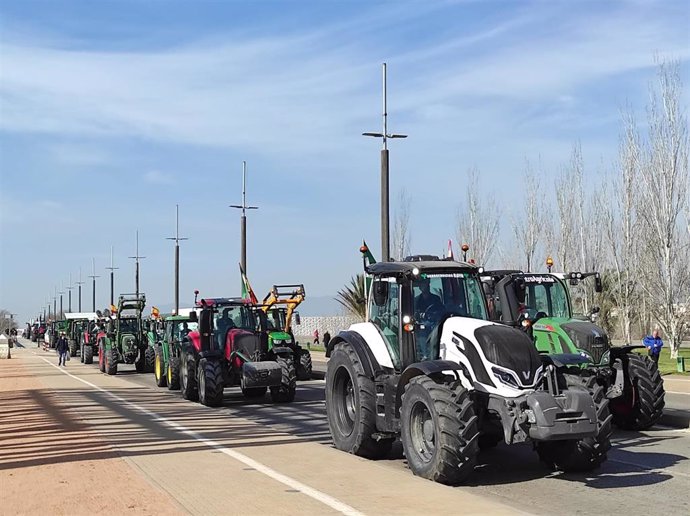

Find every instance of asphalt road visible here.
[9,340,690,516]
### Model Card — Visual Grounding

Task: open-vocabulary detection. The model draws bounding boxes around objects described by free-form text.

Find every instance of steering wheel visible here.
[419,302,445,322]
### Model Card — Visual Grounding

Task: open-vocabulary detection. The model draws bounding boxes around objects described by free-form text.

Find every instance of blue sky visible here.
[1,0,688,323]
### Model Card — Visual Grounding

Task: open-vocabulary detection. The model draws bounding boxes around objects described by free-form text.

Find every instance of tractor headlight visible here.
[578,349,594,363]
[491,367,519,388]
[600,350,610,365]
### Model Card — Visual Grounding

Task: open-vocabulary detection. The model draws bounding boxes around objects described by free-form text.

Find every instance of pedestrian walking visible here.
[323,331,331,348]
[56,332,69,366]
[313,329,320,347]
[643,328,663,365]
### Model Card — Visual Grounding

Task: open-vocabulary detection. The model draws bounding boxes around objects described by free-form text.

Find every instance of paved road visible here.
[7,340,690,516]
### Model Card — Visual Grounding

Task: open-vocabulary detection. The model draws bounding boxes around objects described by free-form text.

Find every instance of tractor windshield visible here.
[266,308,287,331]
[523,276,571,319]
[214,305,258,332]
[119,318,140,334]
[174,320,198,340]
[413,272,487,322]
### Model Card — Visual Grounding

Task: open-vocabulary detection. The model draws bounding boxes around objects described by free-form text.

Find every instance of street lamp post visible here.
[76,267,85,312]
[129,231,146,298]
[53,287,57,320]
[66,273,74,313]
[363,62,407,263]
[59,282,65,317]
[106,246,118,306]
[230,161,259,280]
[166,205,188,315]
[88,258,99,312]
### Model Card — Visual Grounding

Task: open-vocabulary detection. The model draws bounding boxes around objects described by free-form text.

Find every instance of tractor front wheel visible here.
[270,356,296,403]
[145,346,156,373]
[325,342,392,459]
[105,347,118,376]
[98,342,106,372]
[167,356,180,390]
[297,349,312,381]
[180,352,198,401]
[154,346,167,387]
[536,375,612,472]
[83,345,94,365]
[610,353,665,430]
[400,375,479,485]
[198,358,225,407]
[68,340,78,357]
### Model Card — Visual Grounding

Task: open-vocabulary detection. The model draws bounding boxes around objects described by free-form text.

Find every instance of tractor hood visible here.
[269,331,292,342]
[559,320,609,364]
[441,317,543,390]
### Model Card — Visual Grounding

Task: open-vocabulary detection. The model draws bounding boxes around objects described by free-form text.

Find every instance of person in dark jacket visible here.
[56,332,69,366]
[643,328,663,365]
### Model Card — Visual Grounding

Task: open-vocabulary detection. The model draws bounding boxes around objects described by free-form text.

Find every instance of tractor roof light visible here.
[461,243,470,252]
[360,245,368,254]
[412,267,420,276]
[546,256,554,267]
[402,315,411,324]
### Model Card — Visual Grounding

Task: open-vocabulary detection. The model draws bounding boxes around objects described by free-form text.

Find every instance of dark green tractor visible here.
[97,294,151,375]
[151,312,197,390]
[481,270,665,430]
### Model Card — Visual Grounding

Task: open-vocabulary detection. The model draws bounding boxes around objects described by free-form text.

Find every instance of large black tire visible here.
[270,355,297,403]
[296,349,312,381]
[180,352,198,401]
[98,342,106,372]
[80,342,85,363]
[198,358,225,407]
[536,375,612,472]
[145,346,156,373]
[167,355,181,390]
[154,346,167,387]
[242,386,267,398]
[83,345,94,365]
[400,375,479,484]
[105,347,118,376]
[325,342,393,459]
[68,340,78,357]
[611,353,665,430]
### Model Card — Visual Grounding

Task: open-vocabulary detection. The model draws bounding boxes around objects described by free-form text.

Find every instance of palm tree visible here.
[335,274,366,319]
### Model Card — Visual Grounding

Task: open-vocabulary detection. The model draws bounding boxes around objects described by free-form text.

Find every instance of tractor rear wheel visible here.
[297,349,312,381]
[536,375,612,472]
[69,340,78,357]
[610,353,665,430]
[145,346,156,373]
[105,347,118,376]
[198,358,225,407]
[154,346,167,387]
[80,341,85,363]
[180,352,198,401]
[242,386,267,398]
[400,375,479,485]
[270,356,296,403]
[325,342,393,459]
[98,342,106,372]
[167,355,181,390]
[83,345,94,365]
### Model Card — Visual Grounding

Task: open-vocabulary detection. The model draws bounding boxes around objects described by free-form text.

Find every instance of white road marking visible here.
[664,390,690,395]
[37,356,365,516]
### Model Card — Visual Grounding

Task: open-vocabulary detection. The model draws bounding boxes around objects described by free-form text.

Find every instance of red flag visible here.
[447,239,454,260]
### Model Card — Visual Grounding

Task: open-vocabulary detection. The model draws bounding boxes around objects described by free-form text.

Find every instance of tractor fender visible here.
[326,331,383,379]
[396,360,472,409]
[199,349,223,360]
[609,345,645,360]
[271,346,293,357]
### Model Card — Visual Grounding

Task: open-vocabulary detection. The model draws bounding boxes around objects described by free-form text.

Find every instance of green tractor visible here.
[481,269,665,430]
[48,319,70,348]
[64,312,97,358]
[260,284,312,380]
[151,311,197,390]
[97,294,152,375]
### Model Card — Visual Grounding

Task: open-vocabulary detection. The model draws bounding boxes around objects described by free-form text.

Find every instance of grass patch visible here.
[632,346,690,376]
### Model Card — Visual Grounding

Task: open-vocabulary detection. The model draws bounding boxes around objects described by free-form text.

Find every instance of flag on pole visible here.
[239,263,258,304]
[360,240,377,265]
[151,306,160,319]
[447,239,454,260]
[110,304,118,314]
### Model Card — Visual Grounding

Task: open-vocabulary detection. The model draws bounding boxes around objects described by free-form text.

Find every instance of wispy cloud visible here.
[143,170,173,185]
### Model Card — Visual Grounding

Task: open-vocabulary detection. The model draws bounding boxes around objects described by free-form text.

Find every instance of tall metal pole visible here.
[76,267,85,312]
[230,161,258,279]
[59,282,64,317]
[89,258,99,312]
[67,273,74,313]
[105,246,118,306]
[363,63,407,263]
[53,287,57,319]
[129,231,146,297]
[167,204,188,315]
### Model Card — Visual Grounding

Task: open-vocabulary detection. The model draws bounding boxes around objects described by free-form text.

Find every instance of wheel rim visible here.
[167,359,173,384]
[181,356,188,388]
[199,364,206,401]
[155,354,161,380]
[410,400,436,463]
[332,366,356,436]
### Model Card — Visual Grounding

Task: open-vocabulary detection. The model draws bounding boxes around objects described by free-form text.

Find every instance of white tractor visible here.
[325,252,611,485]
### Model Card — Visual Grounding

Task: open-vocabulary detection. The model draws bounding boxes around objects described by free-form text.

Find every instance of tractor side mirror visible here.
[295,312,301,325]
[373,281,389,306]
[188,311,198,322]
[594,275,603,293]
[533,311,547,324]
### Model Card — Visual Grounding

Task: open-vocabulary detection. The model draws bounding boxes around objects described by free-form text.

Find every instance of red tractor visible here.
[179,297,297,407]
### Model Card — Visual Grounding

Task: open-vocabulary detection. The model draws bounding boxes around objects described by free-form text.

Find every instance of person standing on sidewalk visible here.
[643,328,664,365]
[56,332,69,366]
[313,329,320,347]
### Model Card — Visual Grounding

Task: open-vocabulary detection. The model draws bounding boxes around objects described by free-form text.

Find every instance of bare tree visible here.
[637,58,690,358]
[554,169,575,272]
[512,160,544,272]
[391,188,412,261]
[456,167,500,266]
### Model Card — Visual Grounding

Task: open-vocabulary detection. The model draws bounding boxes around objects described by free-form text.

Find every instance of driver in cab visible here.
[413,278,444,360]
[415,278,443,319]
